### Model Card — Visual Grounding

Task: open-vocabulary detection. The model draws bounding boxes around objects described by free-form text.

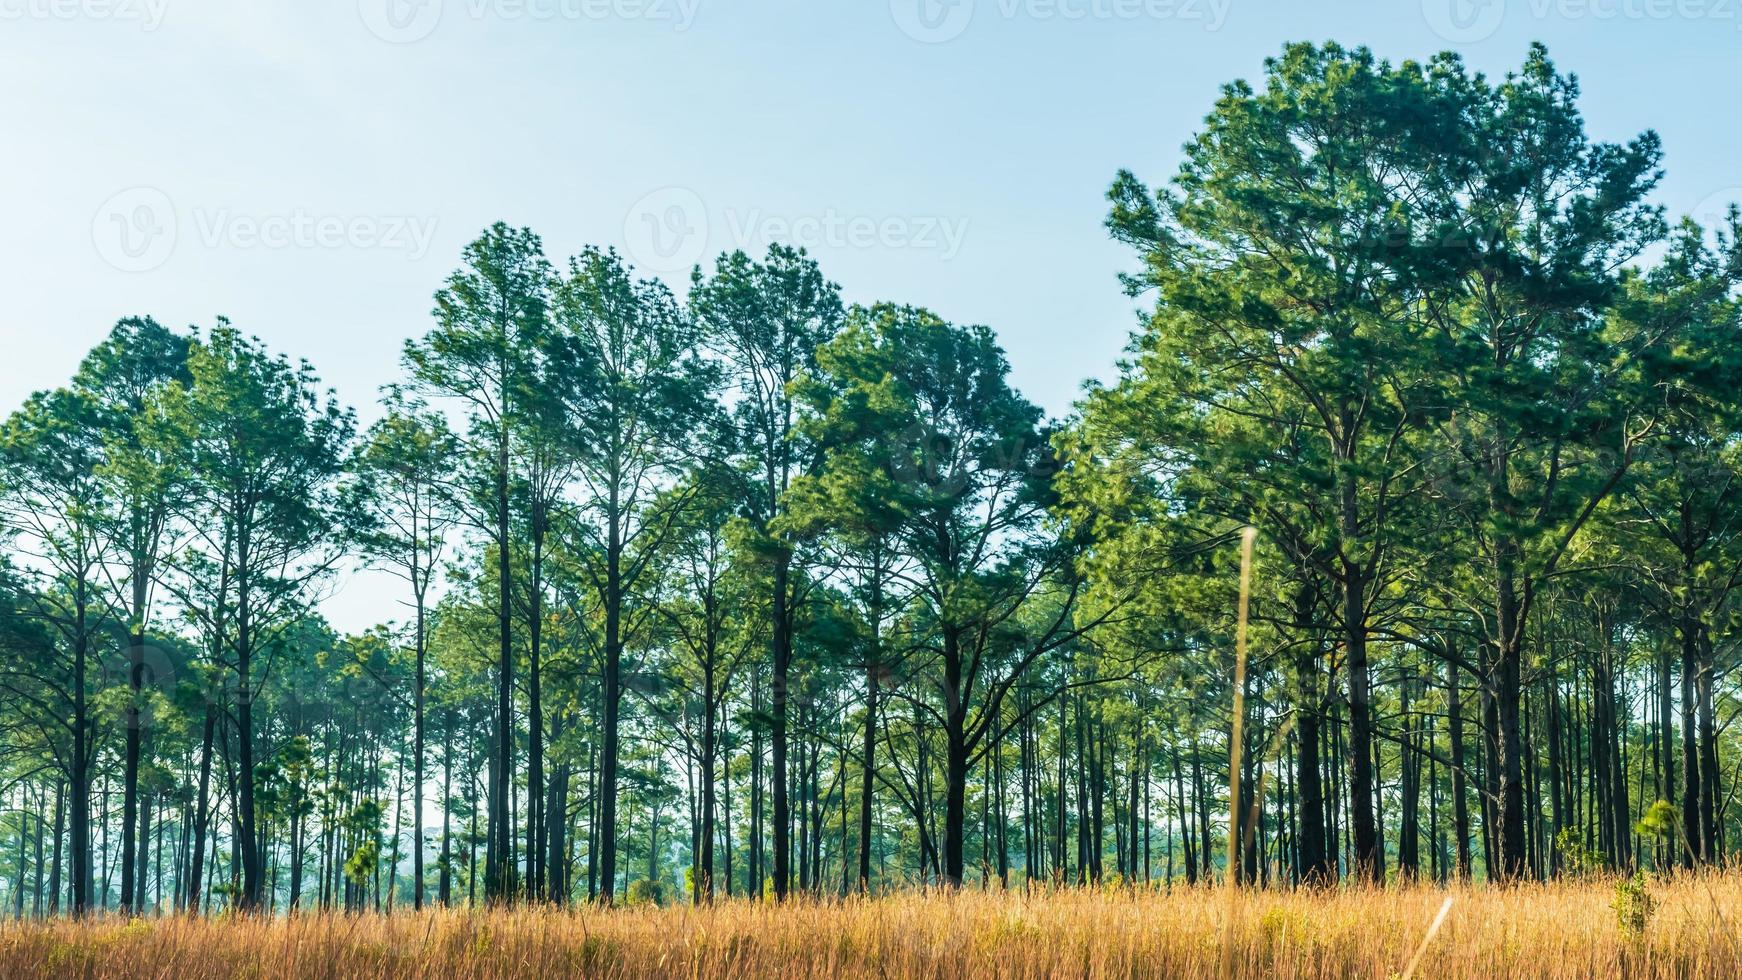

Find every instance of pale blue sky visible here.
[4,0,1737,630]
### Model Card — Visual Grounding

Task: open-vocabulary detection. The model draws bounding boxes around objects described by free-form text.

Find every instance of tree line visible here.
[2,41,1740,916]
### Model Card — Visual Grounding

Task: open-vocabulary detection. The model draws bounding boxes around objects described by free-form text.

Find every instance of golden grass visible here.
[3,876,1740,979]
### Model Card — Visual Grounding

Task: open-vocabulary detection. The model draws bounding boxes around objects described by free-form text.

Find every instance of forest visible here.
[2,41,1741,926]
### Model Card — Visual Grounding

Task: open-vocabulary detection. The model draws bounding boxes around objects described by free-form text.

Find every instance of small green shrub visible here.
[1554,827,1599,876]
[627,877,669,906]
[1612,871,1655,936]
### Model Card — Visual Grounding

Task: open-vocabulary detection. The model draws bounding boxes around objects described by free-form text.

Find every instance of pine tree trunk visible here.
[770,554,793,901]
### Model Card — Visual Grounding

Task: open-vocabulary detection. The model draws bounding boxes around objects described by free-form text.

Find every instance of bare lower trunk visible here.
[1447,655,1472,882]
[771,555,793,901]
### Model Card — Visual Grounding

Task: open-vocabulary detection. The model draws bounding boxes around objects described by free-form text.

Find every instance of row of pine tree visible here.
[2,41,1741,914]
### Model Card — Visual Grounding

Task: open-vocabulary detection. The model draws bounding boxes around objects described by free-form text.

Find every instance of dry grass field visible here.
[3,874,1741,979]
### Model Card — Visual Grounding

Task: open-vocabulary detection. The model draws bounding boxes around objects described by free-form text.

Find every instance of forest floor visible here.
[2,874,1740,978]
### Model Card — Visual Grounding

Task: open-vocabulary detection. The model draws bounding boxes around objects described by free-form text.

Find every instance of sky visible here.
[3,0,1739,633]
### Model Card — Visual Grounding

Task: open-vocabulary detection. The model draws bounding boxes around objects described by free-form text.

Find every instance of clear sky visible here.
[3,0,1737,632]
